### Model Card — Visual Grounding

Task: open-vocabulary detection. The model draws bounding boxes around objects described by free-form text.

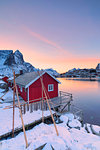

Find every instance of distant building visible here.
[96,63,100,73]
[2,76,8,83]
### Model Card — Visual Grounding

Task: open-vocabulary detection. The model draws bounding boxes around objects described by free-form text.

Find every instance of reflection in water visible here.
[58,78,100,125]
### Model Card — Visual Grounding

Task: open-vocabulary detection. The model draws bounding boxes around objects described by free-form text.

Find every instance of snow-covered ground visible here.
[0,103,54,136]
[0,112,100,150]
[0,88,100,150]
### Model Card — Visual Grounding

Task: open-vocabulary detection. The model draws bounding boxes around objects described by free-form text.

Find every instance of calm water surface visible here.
[58,78,100,125]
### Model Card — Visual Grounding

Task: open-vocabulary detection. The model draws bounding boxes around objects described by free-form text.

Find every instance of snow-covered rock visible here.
[1,121,100,150]
[0,82,8,90]
[0,50,13,66]
[60,115,68,124]
[96,63,100,73]
[14,50,24,65]
[45,68,59,77]
[0,97,100,150]
[0,50,37,76]
[68,68,76,72]
[68,119,82,128]
[4,52,16,65]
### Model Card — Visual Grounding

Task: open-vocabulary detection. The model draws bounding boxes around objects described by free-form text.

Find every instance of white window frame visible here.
[48,84,54,92]
[20,87,23,92]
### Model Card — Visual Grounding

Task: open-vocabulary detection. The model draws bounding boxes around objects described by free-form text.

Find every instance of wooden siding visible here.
[29,73,58,103]
[13,72,59,103]
[17,86,27,102]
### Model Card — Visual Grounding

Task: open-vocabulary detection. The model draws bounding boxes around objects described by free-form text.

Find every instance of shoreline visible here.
[58,77,100,82]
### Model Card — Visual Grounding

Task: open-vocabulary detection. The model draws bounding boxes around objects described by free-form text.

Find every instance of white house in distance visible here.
[96,63,100,74]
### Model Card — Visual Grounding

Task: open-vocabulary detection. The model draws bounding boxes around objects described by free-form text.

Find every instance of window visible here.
[20,87,23,92]
[48,84,54,91]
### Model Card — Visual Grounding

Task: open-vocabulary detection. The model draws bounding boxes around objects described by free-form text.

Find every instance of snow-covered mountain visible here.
[0,50,37,76]
[45,68,59,77]
[0,50,59,77]
[96,63,100,71]
[68,68,77,72]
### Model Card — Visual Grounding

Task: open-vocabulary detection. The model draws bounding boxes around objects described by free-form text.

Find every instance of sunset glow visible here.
[0,0,100,73]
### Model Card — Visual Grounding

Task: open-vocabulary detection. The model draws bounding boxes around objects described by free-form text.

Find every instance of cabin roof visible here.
[12,71,61,88]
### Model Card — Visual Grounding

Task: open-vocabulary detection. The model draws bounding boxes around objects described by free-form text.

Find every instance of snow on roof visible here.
[8,76,14,81]
[11,71,61,88]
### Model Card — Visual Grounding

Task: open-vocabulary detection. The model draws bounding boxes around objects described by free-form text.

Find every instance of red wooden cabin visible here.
[2,76,8,83]
[11,71,61,103]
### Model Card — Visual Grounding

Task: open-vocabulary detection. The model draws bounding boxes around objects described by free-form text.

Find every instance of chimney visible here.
[20,70,23,75]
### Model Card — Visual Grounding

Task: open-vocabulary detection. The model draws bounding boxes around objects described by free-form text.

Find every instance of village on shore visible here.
[59,63,100,79]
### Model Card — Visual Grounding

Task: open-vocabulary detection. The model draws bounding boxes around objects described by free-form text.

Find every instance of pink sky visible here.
[0,31,99,73]
[0,1,100,73]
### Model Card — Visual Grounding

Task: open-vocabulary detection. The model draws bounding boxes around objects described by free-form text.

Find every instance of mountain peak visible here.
[14,50,22,55]
[14,50,24,65]
[0,50,37,76]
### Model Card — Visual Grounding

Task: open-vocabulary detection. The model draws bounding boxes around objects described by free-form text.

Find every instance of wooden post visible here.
[42,99,44,122]
[23,104,26,114]
[44,88,59,136]
[71,94,73,101]
[27,104,29,111]
[20,105,23,114]
[34,103,36,110]
[36,102,38,111]
[30,103,32,113]
[15,83,28,148]
[42,82,44,122]
[38,71,59,136]
[60,91,62,104]
[12,71,15,137]
[68,102,70,111]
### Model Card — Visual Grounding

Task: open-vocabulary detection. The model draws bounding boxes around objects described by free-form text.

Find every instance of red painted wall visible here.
[29,73,58,103]
[16,73,58,103]
[2,77,8,83]
[17,85,27,102]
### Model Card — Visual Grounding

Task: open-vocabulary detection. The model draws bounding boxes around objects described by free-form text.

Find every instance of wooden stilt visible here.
[42,99,44,122]
[41,82,58,119]
[41,76,44,123]
[38,71,59,136]
[43,86,59,136]
[15,83,28,148]
[68,102,70,111]
[12,71,15,137]
[23,104,26,114]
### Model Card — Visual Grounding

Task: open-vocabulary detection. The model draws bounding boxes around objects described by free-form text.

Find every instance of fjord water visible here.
[58,78,100,125]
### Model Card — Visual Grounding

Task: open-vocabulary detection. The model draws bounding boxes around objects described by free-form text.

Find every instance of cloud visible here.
[22,26,72,56]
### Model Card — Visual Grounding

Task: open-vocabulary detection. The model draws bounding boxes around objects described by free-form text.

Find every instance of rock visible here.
[4,52,16,65]
[14,50,24,64]
[0,50,13,60]
[0,50,38,76]
[45,68,59,77]
[60,115,69,124]
[68,119,82,128]
[24,62,37,72]
[0,83,8,90]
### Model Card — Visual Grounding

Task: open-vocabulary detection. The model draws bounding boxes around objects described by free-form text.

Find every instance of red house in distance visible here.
[12,71,61,103]
[2,76,8,83]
